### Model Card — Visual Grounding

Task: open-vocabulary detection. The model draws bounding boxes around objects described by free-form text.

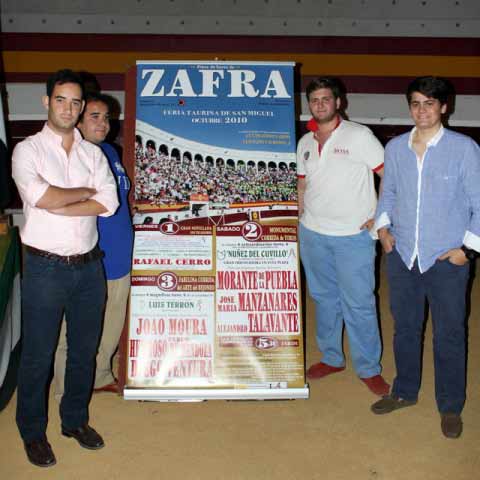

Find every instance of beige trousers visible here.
[54,272,130,399]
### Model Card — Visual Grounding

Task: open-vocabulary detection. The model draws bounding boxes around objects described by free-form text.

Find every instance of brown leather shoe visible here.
[24,438,56,467]
[371,394,417,415]
[93,381,119,394]
[441,413,463,439]
[62,424,105,450]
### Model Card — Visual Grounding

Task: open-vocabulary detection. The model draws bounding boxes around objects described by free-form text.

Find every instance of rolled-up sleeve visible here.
[91,148,119,217]
[11,141,50,207]
[462,139,480,251]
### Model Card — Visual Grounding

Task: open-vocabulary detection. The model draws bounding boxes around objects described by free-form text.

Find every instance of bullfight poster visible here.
[124,61,308,400]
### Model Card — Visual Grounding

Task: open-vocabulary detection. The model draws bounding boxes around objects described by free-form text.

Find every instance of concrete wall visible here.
[3,0,480,37]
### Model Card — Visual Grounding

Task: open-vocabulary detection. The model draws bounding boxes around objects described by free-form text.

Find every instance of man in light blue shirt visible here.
[371,76,480,439]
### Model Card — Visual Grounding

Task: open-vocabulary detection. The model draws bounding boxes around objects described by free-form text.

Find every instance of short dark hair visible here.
[146,140,156,149]
[306,77,346,101]
[46,69,84,98]
[77,71,101,96]
[78,92,111,122]
[406,76,454,106]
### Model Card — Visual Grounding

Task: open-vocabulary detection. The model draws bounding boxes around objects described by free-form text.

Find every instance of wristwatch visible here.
[461,245,478,261]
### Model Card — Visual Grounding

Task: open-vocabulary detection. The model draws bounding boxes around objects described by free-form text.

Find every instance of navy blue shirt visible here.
[97,142,134,280]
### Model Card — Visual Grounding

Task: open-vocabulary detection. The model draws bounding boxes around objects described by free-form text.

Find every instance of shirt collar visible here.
[307,118,318,132]
[307,115,342,133]
[408,125,444,148]
[42,122,83,147]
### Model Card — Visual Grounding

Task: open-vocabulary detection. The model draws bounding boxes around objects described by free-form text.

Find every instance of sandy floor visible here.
[1,256,479,480]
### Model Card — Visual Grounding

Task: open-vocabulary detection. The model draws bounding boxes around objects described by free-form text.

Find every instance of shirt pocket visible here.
[430,173,459,199]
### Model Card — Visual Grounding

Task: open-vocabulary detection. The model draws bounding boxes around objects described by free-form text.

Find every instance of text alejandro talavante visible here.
[217,270,299,334]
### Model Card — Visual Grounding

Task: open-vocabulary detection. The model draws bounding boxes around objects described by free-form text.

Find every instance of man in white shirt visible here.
[297,77,388,396]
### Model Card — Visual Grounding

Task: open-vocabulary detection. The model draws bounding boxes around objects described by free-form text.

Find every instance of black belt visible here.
[25,245,103,265]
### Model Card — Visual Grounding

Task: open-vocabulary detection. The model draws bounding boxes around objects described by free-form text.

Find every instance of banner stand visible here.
[124,61,309,401]
[123,386,309,401]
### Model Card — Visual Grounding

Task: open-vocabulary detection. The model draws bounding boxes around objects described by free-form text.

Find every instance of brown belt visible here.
[24,245,103,265]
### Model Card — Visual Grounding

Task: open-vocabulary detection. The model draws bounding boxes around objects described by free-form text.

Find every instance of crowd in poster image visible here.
[135,136,298,206]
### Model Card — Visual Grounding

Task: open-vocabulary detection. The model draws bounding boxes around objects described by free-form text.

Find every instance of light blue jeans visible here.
[299,223,382,378]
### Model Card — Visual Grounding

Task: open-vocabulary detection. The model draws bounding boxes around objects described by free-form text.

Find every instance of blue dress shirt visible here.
[375,127,480,273]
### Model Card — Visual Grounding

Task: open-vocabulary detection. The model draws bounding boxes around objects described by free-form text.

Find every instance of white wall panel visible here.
[4,0,480,18]
[5,84,125,121]
[301,93,480,127]
[6,83,479,127]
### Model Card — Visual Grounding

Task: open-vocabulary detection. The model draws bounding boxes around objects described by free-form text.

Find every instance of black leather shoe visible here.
[24,438,56,467]
[61,424,105,450]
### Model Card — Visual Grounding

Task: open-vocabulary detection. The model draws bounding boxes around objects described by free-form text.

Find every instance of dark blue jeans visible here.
[386,248,469,414]
[16,251,106,442]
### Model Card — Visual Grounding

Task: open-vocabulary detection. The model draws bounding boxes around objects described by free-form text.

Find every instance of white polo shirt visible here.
[297,119,384,236]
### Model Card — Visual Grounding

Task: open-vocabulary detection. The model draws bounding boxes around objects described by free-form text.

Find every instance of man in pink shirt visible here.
[12,69,118,467]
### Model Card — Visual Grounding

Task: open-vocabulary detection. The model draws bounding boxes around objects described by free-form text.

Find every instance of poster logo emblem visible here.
[157,272,178,291]
[255,337,278,350]
[241,221,263,242]
[160,221,179,235]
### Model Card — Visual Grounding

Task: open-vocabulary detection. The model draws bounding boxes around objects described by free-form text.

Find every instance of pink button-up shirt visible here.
[12,123,119,255]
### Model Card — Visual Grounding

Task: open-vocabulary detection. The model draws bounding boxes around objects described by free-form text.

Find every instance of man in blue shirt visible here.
[55,92,133,395]
[371,76,480,438]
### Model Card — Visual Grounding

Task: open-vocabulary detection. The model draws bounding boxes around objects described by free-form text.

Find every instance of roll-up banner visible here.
[125,61,308,400]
